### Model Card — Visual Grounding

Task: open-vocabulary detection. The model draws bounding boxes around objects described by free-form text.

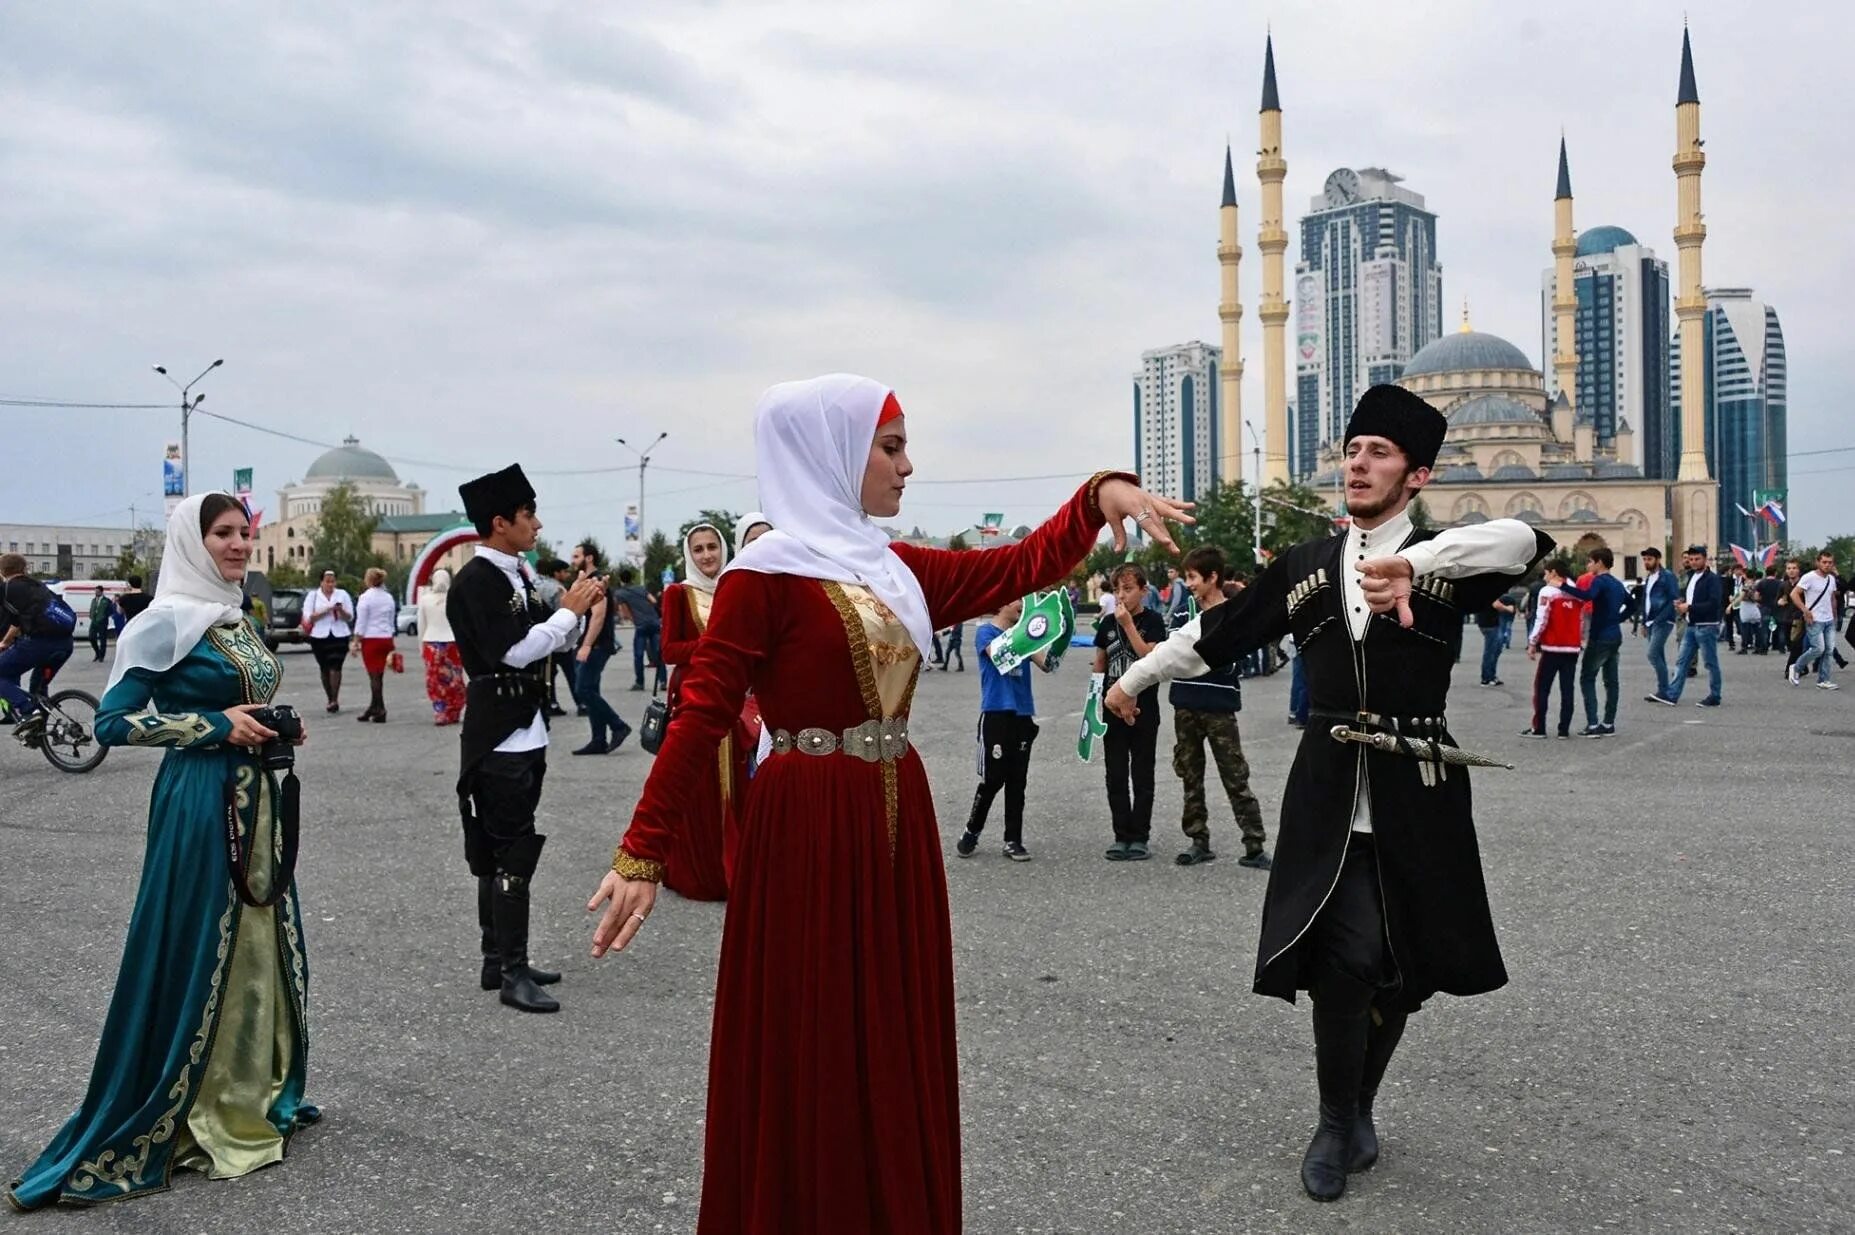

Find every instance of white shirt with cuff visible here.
[474,545,579,754]
[353,587,398,639]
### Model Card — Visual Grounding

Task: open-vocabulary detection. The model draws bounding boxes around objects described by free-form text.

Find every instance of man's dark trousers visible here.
[631,627,663,690]
[1103,713,1159,843]
[573,646,630,747]
[1532,651,1578,736]
[1579,637,1621,727]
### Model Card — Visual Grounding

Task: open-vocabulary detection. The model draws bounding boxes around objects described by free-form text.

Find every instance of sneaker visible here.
[1696,697,1721,708]
[1598,723,1616,735]
[1003,841,1031,862]
[1104,841,1132,861]
[1123,841,1151,861]
[956,831,979,857]
[1645,694,1677,707]
[14,712,46,745]
[1580,725,1606,738]
[1789,664,1802,686]
[1556,731,1571,739]
[1520,728,1548,738]
[1818,681,1841,691]
[1175,843,1217,866]
[1237,850,1273,870]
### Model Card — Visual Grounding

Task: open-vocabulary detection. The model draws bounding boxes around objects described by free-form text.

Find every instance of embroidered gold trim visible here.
[612,849,665,883]
[822,582,899,855]
[686,584,708,634]
[1083,470,1127,523]
[716,733,734,808]
[122,710,217,747]
[867,641,919,668]
[206,619,282,706]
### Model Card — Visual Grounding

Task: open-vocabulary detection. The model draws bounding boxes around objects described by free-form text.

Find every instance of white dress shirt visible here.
[353,587,398,638]
[303,588,353,638]
[473,545,579,754]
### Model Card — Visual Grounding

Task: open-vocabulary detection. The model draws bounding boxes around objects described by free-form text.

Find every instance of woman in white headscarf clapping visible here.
[588,375,1188,1235]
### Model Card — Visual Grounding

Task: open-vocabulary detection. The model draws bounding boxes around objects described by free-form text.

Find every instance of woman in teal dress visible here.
[8,493,316,1211]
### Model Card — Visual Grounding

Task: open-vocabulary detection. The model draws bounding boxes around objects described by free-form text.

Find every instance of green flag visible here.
[987,589,1074,674]
[1077,672,1109,762]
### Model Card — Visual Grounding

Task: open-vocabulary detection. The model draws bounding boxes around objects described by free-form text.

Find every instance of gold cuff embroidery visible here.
[1084,470,1135,523]
[122,710,218,748]
[612,849,664,883]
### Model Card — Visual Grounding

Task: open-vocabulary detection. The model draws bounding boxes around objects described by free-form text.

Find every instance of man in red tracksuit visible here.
[1524,557,1584,738]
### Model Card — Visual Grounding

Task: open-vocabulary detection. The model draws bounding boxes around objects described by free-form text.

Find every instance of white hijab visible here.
[734,512,771,557]
[107,493,248,691]
[681,524,728,595]
[725,374,933,652]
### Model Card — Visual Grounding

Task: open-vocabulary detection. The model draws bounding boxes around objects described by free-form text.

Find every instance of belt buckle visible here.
[845,719,884,763]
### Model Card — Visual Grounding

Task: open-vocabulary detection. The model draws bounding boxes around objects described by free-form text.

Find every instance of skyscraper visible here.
[1540,225,1673,476]
[1292,167,1444,478]
[1134,342,1223,504]
[1670,288,1787,546]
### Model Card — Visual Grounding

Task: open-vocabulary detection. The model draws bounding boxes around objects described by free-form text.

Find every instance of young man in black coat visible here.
[1106,385,1551,1202]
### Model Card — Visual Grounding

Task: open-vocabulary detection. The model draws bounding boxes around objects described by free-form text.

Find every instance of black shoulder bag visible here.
[639,677,672,755]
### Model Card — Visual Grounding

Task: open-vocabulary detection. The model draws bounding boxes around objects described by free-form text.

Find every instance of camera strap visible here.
[223,768,301,909]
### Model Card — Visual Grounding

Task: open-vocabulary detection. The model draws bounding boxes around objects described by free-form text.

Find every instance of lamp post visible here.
[153,359,224,497]
[615,431,669,543]
[1244,419,1264,569]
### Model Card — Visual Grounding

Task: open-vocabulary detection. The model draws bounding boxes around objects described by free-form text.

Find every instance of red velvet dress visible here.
[660,583,737,902]
[619,477,1116,1234]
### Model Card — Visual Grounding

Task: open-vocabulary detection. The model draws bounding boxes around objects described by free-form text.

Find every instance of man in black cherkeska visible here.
[1107,385,1553,1202]
[447,465,601,1013]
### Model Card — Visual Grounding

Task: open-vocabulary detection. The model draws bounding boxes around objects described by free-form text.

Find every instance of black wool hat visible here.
[1344,385,1448,471]
[459,464,536,535]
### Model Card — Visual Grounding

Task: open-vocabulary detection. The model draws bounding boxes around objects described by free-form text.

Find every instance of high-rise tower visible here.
[1671,24,1717,552]
[1256,34,1290,486]
[1551,136,1580,435]
[1218,146,1244,484]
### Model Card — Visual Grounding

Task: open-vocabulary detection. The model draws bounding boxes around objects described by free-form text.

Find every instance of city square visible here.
[2,639,1848,1233]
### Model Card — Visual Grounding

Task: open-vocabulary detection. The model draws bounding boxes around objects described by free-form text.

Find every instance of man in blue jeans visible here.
[0,555,77,739]
[1558,547,1633,735]
[568,545,631,755]
[1788,551,1842,690]
[1646,545,1724,708]
[1474,588,1520,685]
[611,567,664,692]
[1634,546,1681,698]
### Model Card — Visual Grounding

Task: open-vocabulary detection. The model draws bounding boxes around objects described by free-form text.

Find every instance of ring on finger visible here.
[630,911,647,925]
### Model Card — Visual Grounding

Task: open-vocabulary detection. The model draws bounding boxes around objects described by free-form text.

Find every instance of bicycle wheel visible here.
[38,689,108,774]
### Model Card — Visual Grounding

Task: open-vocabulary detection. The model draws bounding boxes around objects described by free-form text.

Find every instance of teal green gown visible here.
[7,617,314,1211]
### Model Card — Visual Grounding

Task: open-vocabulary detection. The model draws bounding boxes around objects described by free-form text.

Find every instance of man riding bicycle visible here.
[0,553,77,742]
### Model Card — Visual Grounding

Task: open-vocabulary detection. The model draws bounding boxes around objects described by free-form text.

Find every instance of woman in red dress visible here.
[728,513,774,879]
[657,524,735,901]
[588,374,1185,1234]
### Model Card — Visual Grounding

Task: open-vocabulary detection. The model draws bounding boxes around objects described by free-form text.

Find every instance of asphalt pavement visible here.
[1,630,1850,1233]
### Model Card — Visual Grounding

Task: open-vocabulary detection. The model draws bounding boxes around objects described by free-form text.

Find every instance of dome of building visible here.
[1433,463,1485,484]
[305,436,398,483]
[1449,395,1543,427]
[1402,330,1535,379]
[1575,225,1639,257]
[1489,463,1538,481]
[1567,508,1603,523]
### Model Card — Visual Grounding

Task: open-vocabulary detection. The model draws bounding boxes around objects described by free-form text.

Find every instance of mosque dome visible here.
[1448,395,1544,428]
[1575,225,1639,257]
[305,436,398,483]
[1402,330,1535,379]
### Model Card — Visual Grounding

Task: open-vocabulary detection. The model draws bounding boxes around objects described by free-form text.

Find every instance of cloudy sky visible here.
[2,1,1846,551]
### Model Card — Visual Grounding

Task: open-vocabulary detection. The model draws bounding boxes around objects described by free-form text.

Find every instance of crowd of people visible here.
[5,373,1851,1227]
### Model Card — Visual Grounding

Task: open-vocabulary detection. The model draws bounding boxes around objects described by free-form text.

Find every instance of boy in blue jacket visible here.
[1558,546,1634,736]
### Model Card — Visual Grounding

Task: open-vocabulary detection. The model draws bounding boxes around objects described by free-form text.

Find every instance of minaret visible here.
[1551,135,1580,435]
[1256,33,1290,486]
[1218,145,1244,487]
[1671,24,1718,553]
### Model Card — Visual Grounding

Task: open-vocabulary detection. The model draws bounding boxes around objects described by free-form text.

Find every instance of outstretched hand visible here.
[588,870,660,957]
[1096,479,1194,554]
[1104,681,1139,724]
[1358,557,1416,628]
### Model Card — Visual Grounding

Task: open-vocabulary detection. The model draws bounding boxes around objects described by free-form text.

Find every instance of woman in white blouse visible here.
[302,569,353,713]
[351,567,398,723]
[417,568,465,726]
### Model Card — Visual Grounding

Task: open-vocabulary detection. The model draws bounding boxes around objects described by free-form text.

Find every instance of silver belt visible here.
[769,718,911,764]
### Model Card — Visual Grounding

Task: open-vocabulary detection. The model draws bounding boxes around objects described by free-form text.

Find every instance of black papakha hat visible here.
[459,464,537,535]
[1343,384,1447,472]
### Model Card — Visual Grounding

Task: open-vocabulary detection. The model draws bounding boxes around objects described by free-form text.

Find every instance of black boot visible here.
[491,837,559,1013]
[479,872,560,991]
[1350,1003,1408,1173]
[1302,985,1371,1201]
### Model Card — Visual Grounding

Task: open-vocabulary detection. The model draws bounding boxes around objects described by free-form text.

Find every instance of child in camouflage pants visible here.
[1168,547,1270,869]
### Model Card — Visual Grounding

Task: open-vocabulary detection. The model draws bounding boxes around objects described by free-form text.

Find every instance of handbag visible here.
[388,649,405,674]
[639,679,672,755]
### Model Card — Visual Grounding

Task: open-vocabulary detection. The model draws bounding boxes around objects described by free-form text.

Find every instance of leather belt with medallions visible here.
[769,718,912,764]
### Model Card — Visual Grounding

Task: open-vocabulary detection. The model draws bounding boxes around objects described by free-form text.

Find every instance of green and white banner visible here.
[986,588,1075,675]
[1077,672,1109,762]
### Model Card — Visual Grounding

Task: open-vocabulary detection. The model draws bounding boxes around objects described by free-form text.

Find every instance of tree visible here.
[1173,480,1255,558]
[643,530,677,583]
[947,532,971,551]
[1260,481,1341,555]
[265,561,310,588]
[1409,496,1435,531]
[305,481,386,592]
[533,535,561,565]
[574,535,609,569]
[678,510,739,556]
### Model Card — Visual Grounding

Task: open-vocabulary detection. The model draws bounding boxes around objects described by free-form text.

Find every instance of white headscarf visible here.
[681,523,728,595]
[725,374,932,651]
[107,493,248,691]
[734,512,771,557]
[429,568,451,594]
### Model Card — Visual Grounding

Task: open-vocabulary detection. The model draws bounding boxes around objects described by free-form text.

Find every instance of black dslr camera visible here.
[246,704,303,771]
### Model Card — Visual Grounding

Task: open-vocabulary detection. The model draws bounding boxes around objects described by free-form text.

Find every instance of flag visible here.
[1255,546,1274,566]
[1757,499,1786,526]
[1757,542,1781,570]
[1734,502,1757,520]
[1077,672,1109,762]
[1728,543,1756,570]
[987,589,1074,674]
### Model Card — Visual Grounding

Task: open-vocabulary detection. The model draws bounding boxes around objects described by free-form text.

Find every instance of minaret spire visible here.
[1551,135,1582,458]
[1217,145,1244,489]
[1671,21,1716,551]
[1256,32,1290,485]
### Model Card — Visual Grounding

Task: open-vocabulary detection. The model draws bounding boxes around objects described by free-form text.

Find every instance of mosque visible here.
[251,436,472,578]
[1220,26,1718,569]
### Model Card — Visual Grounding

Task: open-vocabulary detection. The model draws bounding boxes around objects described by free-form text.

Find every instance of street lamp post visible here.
[615,431,669,547]
[153,359,224,497]
[1244,419,1264,569]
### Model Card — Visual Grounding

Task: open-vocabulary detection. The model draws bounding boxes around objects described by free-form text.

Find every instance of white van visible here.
[49,580,133,638]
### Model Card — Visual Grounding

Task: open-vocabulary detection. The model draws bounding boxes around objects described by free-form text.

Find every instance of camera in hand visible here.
[246,704,303,771]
